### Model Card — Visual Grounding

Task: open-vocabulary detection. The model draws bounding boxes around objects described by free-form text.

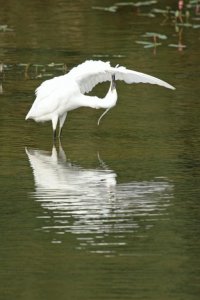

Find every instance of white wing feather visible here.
[26,76,69,119]
[35,75,65,101]
[68,60,112,93]
[113,66,175,89]
[68,60,175,94]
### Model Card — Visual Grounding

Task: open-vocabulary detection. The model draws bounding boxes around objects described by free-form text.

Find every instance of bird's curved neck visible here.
[78,75,117,110]
[103,75,117,107]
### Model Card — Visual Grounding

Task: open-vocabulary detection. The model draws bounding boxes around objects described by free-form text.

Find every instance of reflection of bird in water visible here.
[26,144,117,200]
[25,60,175,139]
[26,143,172,254]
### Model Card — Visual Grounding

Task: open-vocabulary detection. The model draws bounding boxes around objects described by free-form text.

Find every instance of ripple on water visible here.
[26,146,173,256]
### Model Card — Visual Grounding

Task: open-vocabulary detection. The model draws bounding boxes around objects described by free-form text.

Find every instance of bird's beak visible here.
[111,75,116,91]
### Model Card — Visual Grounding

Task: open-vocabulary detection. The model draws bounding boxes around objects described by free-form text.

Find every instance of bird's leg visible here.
[58,140,67,162]
[52,115,58,140]
[53,129,57,140]
[58,113,67,138]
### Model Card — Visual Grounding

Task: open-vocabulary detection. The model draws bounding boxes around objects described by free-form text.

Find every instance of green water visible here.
[0,0,200,299]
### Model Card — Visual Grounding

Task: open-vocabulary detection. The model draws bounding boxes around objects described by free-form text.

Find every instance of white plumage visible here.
[25,60,175,138]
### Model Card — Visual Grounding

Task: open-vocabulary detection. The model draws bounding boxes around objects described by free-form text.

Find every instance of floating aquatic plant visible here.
[137,0,199,52]
[136,31,167,49]
[187,0,200,10]
[168,43,187,48]
[142,32,168,39]
[115,0,157,7]
[138,12,156,18]
[193,24,200,28]
[92,0,158,13]
[0,62,68,81]
[151,8,175,15]
[176,22,193,27]
[92,6,118,13]
[135,41,162,48]
[93,54,126,58]
[131,0,157,7]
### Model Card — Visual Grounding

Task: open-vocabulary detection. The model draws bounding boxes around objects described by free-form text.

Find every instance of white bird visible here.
[25,60,175,139]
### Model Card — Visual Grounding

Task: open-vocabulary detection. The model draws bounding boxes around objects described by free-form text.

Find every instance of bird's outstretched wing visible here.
[113,66,175,89]
[68,60,175,94]
[68,60,112,94]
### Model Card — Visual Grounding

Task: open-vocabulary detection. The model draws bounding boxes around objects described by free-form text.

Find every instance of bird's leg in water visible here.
[53,129,57,140]
[52,115,58,140]
[58,113,67,138]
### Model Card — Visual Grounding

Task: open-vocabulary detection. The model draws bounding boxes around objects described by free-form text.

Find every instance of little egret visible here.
[25,60,175,139]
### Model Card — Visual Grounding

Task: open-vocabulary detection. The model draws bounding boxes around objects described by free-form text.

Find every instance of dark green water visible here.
[0,1,200,299]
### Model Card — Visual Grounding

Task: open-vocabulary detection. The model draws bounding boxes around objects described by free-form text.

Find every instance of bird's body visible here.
[26,60,175,138]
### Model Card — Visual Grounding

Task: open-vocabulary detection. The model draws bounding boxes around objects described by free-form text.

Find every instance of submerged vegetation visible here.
[0,62,68,81]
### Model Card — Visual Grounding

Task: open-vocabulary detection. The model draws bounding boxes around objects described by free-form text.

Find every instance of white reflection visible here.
[0,82,3,94]
[26,144,172,255]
